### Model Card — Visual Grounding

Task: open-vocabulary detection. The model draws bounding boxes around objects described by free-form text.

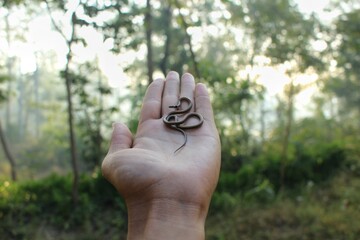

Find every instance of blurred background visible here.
[0,0,359,239]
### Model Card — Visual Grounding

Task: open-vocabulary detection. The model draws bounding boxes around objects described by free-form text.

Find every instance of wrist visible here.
[126,198,207,240]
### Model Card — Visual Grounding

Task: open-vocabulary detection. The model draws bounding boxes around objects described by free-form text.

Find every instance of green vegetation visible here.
[0,173,127,239]
[1,149,360,239]
[208,172,360,240]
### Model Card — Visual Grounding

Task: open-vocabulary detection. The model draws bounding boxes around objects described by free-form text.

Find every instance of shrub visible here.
[0,173,127,239]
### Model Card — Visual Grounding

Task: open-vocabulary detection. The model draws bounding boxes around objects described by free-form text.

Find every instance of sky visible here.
[296,0,333,19]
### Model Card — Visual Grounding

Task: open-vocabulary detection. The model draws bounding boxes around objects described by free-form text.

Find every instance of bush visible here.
[215,141,347,206]
[0,173,127,239]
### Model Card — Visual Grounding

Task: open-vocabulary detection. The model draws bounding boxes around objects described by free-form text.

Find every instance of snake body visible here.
[163,97,204,153]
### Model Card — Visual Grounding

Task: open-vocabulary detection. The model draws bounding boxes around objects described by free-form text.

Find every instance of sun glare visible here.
[257,67,290,96]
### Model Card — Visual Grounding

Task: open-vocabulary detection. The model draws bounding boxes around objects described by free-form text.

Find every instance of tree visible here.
[173,0,200,78]
[4,13,13,131]
[0,74,17,181]
[225,0,325,189]
[329,8,360,129]
[45,0,80,203]
[159,2,172,76]
[145,0,154,84]
[70,60,115,170]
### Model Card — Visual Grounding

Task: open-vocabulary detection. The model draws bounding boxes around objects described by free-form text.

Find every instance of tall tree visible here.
[45,0,80,204]
[33,57,41,139]
[0,119,16,181]
[145,0,154,84]
[5,13,13,131]
[279,80,295,190]
[0,73,17,181]
[64,12,79,204]
[159,3,172,76]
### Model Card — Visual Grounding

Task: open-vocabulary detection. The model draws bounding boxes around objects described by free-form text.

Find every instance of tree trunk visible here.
[174,0,200,78]
[160,4,172,76]
[5,14,12,131]
[238,103,250,156]
[64,55,79,204]
[279,80,295,191]
[64,13,79,205]
[96,65,104,167]
[33,59,40,139]
[0,119,17,181]
[17,74,24,139]
[260,100,266,147]
[145,0,154,85]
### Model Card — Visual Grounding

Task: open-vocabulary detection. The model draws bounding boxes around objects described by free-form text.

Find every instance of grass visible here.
[206,171,360,240]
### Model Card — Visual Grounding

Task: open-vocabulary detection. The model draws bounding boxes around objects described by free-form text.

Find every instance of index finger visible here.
[138,78,165,124]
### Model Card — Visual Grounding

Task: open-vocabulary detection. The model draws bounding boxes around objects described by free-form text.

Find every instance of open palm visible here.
[102,72,221,212]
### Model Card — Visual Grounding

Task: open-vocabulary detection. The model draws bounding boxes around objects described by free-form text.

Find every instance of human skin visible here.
[102,71,221,240]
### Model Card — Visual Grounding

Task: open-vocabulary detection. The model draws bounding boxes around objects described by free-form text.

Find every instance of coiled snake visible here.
[163,97,204,153]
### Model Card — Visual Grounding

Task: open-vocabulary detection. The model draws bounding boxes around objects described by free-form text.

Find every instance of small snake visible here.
[163,97,204,153]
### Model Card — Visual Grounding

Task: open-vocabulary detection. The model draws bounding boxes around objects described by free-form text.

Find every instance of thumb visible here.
[108,122,133,154]
[102,122,133,185]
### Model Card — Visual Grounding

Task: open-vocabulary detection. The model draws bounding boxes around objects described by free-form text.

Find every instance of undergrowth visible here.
[206,171,360,240]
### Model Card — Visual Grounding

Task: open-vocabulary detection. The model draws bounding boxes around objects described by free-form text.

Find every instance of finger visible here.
[195,83,216,125]
[162,71,180,115]
[139,78,165,124]
[180,73,196,112]
[107,122,133,154]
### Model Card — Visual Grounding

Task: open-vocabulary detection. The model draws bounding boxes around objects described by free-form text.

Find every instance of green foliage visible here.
[319,8,360,134]
[0,173,127,239]
[335,9,360,73]
[74,0,139,53]
[217,141,347,199]
[0,74,9,103]
[1,0,27,7]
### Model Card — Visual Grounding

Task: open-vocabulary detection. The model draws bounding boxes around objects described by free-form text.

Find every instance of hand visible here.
[102,71,221,240]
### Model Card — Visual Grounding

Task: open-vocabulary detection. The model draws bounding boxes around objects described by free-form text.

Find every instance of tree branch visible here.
[44,0,68,41]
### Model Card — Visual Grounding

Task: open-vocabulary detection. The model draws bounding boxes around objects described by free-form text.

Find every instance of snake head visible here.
[168,97,192,110]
